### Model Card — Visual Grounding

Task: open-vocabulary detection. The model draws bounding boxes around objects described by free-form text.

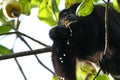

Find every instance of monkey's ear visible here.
[3,0,22,18]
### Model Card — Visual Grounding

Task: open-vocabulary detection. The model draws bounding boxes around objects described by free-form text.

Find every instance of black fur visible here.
[49,3,120,80]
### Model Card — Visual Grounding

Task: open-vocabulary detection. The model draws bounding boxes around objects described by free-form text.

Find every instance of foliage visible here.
[113,0,120,13]
[19,0,31,15]
[38,0,59,26]
[76,62,110,80]
[0,0,120,80]
[65,0,82,8]
[76,0,94,17]
[52,75,58,80]
[0,45,11,55]
[52,62,110,80]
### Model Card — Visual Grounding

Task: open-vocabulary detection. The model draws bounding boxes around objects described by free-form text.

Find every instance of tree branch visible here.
[0,47,51,60]
[103,0,110,55]
[93,0,110,79]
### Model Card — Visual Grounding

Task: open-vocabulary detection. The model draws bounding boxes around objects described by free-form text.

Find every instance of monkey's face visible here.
[58,8,79,27]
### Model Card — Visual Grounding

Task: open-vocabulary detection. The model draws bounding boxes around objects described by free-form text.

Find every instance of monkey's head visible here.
[58,3,80,27]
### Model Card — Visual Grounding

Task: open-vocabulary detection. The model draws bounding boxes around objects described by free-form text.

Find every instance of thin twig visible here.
[35,55,54,74]
[15,36,29,80]
[10,36,27,80]
[0,31,50,47]
[93,68,102,80]
[93,1,110,79]
[14,58,27,80]
[0,32,16,36]
[17,31,50,47]
[103,0,110,55]
[18,35,54,74]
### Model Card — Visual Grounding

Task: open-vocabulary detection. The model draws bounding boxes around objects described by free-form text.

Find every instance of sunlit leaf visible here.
[0,8,14,33]
[65,0,98,8]
[19,0,31,15]
[52,75,57,80]
[113,0,120,13]
[38,0,57,26]
[76,62,96,80]
[76,61,110,80]
[76,0,94,17]
[93,0,99,2]
[0,25,11,34]
[96,74,110,80]
[65,0,82,8]
[51,0,60,22]
[0,9,8,22]
[0,45,11,55]
[31,0,42,7]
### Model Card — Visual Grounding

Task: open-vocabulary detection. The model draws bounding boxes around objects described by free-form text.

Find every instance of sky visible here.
[0,7,54,80]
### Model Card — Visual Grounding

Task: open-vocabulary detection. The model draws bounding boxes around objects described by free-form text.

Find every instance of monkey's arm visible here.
[49,26,76,80]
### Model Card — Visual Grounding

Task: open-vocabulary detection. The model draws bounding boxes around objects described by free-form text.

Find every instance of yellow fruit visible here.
[3,0,22,18]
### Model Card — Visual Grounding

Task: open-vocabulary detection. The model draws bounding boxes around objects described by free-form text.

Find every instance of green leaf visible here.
[0,45,11,55]
[0,9,14,33]
[0,9,8,22]
[19,0,31,15]
[76,0,94,17]
[38,0,57,26]
[51,0,60,22]
[52,75,58,80]
[0,25,11,34]
[31,0,42,7]
[113,0,120,13]
[65,0,82,8]
[96,74,110,80]
[76,61,110,80]
[76,62,96,80]
[0,9,6,19]
[93,0,99,2]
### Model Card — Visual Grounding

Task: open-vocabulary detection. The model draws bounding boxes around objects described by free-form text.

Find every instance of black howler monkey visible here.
[49,3,120,80]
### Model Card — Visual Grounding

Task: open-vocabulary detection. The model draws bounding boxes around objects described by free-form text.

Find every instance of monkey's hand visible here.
[49,26,70,41]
